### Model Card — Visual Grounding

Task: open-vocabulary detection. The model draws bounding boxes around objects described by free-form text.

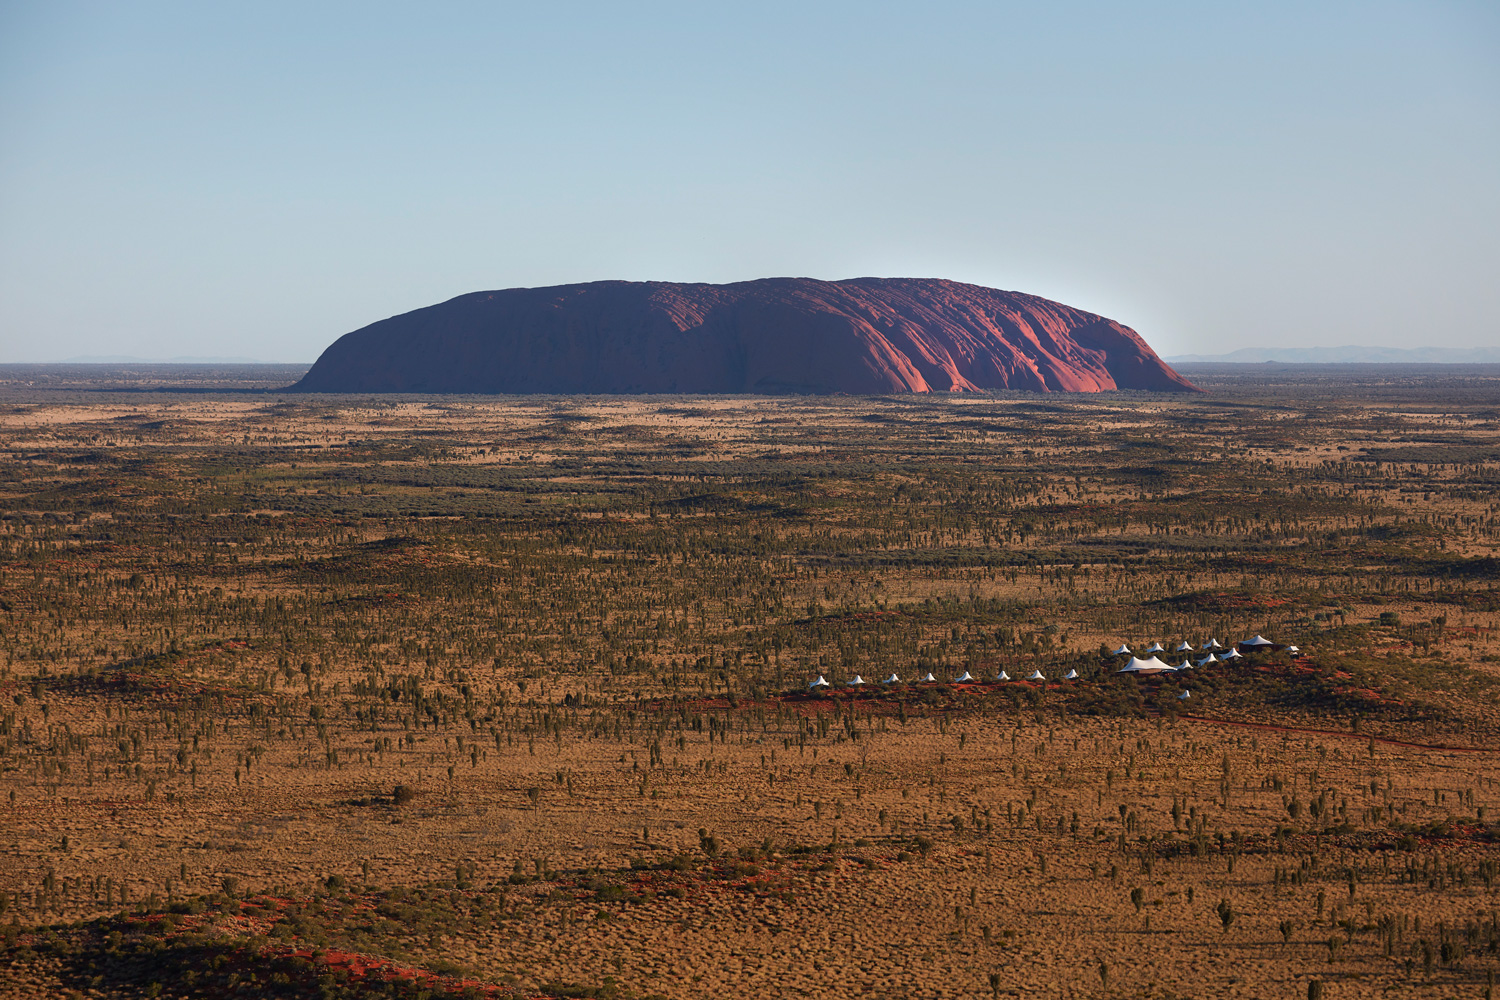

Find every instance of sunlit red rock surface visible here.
[292,277,1199,394]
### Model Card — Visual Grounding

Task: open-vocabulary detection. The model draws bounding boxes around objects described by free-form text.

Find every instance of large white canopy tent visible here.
[1117,656,1178,675]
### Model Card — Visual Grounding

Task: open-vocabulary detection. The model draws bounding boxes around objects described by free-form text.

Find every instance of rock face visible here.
[291,278,1199,394]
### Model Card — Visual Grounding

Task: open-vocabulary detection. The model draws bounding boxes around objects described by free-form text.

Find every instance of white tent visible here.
[1195,653,1218,667]
[918,671,937,682]
[955,670,977,683]
[1145,642,1165,654]
[809,675,830,689]
[882,672,901,684]
[1240,634,1274,649]
[996,670,1011,681]
[1063,668,1080,680]
[1177,690,1191,700]
[1175,660,1194,671]
[1219,648,1242,661]
[1285,645,1301,657]
[1201,638,1223,650]
[1027,669,1046,681]
[1175,641,1194,652]
[1117,656,1177,675]
[847,675,866,686]
[1110,644,1132,657]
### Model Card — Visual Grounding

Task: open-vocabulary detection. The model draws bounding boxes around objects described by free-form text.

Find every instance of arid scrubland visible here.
[0,365,1499,998]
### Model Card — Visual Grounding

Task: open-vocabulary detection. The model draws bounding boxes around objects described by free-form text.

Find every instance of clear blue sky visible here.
[2,1,1496,362]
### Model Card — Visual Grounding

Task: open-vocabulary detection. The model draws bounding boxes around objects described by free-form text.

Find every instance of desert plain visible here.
[0,364,1498,998]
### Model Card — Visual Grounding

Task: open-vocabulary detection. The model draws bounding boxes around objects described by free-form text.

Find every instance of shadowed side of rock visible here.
[290,277,1200,394]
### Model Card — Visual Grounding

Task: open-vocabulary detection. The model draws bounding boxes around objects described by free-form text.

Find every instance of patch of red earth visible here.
[1332,686,1404,708]
[283,946,511,996]
[101,896,533,998]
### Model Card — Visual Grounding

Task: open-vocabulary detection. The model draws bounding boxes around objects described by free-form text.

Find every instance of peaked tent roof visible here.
[809,675,830,689]
[996,670,1011,681]
[1064,668,1080,679]
[1111,645,1132,656]
[919,671,937,682]
[1117,656,1177,674]
[1027,669,1046,681]
[882,673,901,684]
[955,670,977,682]
[1241,634,1274,647]
[847,675,866,686]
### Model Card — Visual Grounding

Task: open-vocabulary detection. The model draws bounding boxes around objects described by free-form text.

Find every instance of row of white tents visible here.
[805,635,1293,693]
[808,668,1057,689]
[1111,635,1297,675]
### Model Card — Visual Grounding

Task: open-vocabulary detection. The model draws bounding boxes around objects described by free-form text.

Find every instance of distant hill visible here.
[59,354,279,364]
[291,277,1198,395]
[1167,346,1500,364]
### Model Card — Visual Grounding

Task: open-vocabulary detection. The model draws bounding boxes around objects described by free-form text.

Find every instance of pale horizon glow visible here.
[2,2,1497,363]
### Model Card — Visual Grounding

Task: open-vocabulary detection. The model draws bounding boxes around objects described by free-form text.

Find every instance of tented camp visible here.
[809,675,830,689]
[1117,656,1177,675]
[1175,642,1194,652]
[1285,645,1301,657]
[1201,638,1224,650]
[1195,654,1218,667]
[1177,690,1191,700]
[996,670,1011,681]
[1110,645,1132,657]
[919,671,937,682]
[847,675,866,686]
[1219,648,1242,661]
[1144,642,1165,654]
[1239,635,1275,651]
[882,673,901,684]
[1064,668,1080,680]
[955,670,977,683]
[1027,669,1046,681]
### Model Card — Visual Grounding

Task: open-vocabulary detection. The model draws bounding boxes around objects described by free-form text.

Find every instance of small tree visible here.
[1216,898,1235,934]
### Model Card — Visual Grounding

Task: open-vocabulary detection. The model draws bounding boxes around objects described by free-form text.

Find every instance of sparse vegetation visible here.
[0,368,1498,996]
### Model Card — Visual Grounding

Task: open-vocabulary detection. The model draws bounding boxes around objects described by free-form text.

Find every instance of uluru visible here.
[289,277,1199,394]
